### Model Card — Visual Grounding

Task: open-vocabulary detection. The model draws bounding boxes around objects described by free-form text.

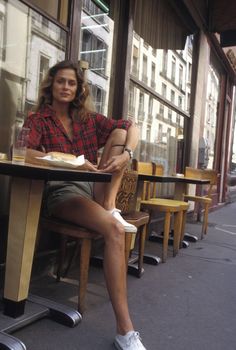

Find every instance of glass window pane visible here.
[24,1,69,25]
[0,0,66,156]
[129,32,193,195]
[79,0,114,116]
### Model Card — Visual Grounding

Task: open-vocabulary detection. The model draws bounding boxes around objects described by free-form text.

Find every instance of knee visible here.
[104,220,125,248]
[109,128,127,145]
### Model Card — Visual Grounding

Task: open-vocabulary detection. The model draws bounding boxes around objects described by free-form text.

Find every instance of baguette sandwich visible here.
[48,152,76,161]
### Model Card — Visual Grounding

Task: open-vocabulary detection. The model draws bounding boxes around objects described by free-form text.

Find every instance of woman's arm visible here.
[100,123,139,173]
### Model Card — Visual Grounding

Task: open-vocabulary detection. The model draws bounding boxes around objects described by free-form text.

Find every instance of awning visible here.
[133,0,197,50]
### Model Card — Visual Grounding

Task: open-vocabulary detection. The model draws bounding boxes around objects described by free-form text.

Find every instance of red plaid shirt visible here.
[24,105,131,164]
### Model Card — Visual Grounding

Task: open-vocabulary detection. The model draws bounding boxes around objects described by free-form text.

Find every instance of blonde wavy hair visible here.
[35,60,95,122]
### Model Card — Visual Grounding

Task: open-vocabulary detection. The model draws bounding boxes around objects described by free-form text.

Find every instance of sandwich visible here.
[48,152,76,161]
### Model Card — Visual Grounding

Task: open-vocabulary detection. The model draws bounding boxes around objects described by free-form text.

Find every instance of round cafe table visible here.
[0,160,111,350]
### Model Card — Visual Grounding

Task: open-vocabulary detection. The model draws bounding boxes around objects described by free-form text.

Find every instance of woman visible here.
[24,60,146,350]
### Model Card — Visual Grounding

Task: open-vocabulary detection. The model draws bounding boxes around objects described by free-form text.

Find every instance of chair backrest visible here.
[132,160,163,200]
[151,163,164,198]
[116,169,138,214]
[185,167,218,197]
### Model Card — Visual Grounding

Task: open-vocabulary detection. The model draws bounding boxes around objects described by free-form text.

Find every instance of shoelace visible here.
[127,332,142,346]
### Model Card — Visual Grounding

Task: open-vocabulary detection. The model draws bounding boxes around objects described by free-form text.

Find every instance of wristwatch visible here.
[124,147,133,160]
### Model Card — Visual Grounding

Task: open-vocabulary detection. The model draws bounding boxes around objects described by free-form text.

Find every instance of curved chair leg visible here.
[57,234,67,282]
[180,210,187,247]
[78,238,92,314]
[162,212,171,262]
[173,211,182,256]
[137,224,147,277]
[201,204,209,239]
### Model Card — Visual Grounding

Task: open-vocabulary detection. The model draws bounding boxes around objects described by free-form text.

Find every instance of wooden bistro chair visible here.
[183,167,218,239]
[132,159,189,263]
[39,169,149,314]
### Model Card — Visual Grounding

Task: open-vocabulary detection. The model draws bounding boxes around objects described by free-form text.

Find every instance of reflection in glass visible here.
[129,31,192,194]
[80,0,114,116]
[0,0,66,156]
[0,0,66,215]
[203,64,220,169]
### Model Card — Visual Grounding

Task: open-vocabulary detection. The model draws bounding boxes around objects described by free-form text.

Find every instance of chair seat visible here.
[141,198,187,212]
[123,211,150,226]
[184,194,212,204]
[40,217,102,240]
[148,198,189,210]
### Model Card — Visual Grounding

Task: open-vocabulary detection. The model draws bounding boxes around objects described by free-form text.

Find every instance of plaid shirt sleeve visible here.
[23,113,43,150]
[94,113,132,149]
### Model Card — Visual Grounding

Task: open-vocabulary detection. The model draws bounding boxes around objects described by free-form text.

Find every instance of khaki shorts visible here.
[43,181,94,216]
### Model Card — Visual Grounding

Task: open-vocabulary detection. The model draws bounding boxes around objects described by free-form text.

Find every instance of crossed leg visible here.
[94,128,127,209]
[50,129,135,335]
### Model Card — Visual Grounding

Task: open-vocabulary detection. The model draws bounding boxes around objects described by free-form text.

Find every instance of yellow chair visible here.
[184,167,218,239]
[132,160,189,262]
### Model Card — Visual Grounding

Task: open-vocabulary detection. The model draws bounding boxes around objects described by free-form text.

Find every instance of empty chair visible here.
[183,167,218,239]
[132,160,189,262]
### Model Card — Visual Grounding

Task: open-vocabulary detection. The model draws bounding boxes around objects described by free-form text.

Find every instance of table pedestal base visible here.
[183,232,198,242]
[149,232,190,248]
[0,295,81,350]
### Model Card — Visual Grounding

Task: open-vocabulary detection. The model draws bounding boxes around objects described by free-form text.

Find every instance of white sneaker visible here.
[109,208,137,233]
[114,331,146,350]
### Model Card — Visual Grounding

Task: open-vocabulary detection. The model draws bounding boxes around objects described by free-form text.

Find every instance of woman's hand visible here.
[78,160,98,172]
[99,152,130,173]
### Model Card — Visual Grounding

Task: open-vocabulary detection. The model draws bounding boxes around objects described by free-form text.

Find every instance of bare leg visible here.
[94,129,127,210]
[51,196,134,335]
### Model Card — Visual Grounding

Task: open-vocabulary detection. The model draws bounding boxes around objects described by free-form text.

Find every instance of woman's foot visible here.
[109,208,137,233]
[114,331,146,350]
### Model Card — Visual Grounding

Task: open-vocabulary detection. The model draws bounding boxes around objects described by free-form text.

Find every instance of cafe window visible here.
[79,0,113,116]
[0,0,66,151]
[0,0,67,216]
[129,31,192,188]
[28,0,69,25]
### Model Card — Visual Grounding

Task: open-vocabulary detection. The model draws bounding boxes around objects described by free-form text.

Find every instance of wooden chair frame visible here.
[184,167,218,239]
[132,160,189,262]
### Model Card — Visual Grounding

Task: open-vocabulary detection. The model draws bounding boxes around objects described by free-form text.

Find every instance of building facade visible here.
[0,0,236,219]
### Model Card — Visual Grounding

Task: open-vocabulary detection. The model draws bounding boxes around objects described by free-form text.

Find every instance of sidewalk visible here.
[14,202,236,350]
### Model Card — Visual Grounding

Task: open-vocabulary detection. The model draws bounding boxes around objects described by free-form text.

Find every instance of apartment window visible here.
[188,62,192,83]
[80,1,113,116]
[81,31,107,74]
[138,92,144,112]
[151,63,156,89]
[159,104,164,116]
[171,90,175,104]
[187,92,191,111]
[146,126,151,142]
[132,45,139,76]
[39,55,50,88]
[178,96,182,109]
[148,96,153,115]
[91,84,106,114]
[128,83,136,115]
[158,123,163,142]
[161,83,167,98]
[142,54,148,83]
[171,56,176,82]
[179,64,183,89]
[162,50,168,75]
